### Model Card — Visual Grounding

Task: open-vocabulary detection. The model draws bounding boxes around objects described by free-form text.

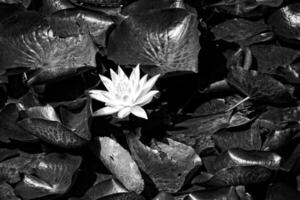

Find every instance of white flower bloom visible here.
[89,65,160,119]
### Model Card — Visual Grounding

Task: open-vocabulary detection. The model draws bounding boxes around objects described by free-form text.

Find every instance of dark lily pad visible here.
[0,182,20,200]
[83,178,128,200]
[226,66,294,104]
[184,186,239,200]
[192,165,272,187]
[59,98,92,141]
[250,44,300,74]
[0,151,36,184]
[107,8,200,75]
[24,104,61,122]
[0,0,31,8]
[127,135,201,193]
[168,112,231,154]
[93,137,144,193]
[202,0,272,17]
[50,9,114,47]
[0,103,37,143]
[0,11,97,85]
[268,3,300,42]
[121,0,187,16]
[152,192,174,200]
[265,182,300,200]
[97,192,146,200]
[18,118,88,148]
[14,153,82,199]
[213,126,262,152]
[211,18,272,46]
[41,0,75,15]
[210,149,281,173]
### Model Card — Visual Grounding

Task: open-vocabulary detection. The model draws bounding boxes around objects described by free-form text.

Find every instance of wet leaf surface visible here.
[107,8,200,75]
[0,0,300,199]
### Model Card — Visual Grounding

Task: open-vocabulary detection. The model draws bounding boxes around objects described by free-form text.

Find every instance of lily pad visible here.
[0,182,20,200]
[50,9,115,47]
[226,66,294,104]
[213,126,262,152]
[210,149,281,173]
[93,137,144,194]
[107,8,200,75]
[127,135,201,193]
[185,186,239,200]
[14,153,82,199]
[250,44,300,74]
[0,11,97,85]
[211,18,272,45]
[0,103,37,143]
[192,165,272,187]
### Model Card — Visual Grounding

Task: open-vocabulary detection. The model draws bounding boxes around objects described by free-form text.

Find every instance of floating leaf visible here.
[97,192,145,200]
[193,166,272,187]
[250,44,300,74]
[226,66,294,104]
[127,135,201,193]
[41,0,75,15]
[59,98,92,141]
[50,9,115,47]
[185,186,239,200]
[268,3,300,42]
[168,112,230,154]
[0,182,20,200]
[0,11,97,84]
[83,178,128,200]
[0,0,31,8]
[18,118,88,148]
[107,8,200,75]
[211,18,272,45]
[210,149,281,173]
[14,153,82,199]
[93,137,144,194]
[0,103,37,143]
[213,125,261,152]
[265,182,300,200]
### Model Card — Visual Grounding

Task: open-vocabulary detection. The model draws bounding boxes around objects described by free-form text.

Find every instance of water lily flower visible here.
[89,65,160,119]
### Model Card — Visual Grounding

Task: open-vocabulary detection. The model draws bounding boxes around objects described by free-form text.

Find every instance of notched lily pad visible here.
[127,135,202,193]
[107,8,200,75]
[0,11,97,85]
[250,44,300,74]
[226,66,294,104]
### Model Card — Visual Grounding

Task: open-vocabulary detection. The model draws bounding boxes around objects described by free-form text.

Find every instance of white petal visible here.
[135,90,159,106]
[110,68,119,86]
[88,90,111,103]
[118,66,129,81]
[132,74,148,101]
[99,75,114,92]
[129,64,140,83]
[131,106,148,119]
[117,107,131,119]
[142,74,160,93]
[93,106,120,117]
